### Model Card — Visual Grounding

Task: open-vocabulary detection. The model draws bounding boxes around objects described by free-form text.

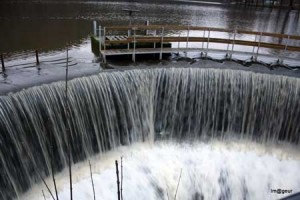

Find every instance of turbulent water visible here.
[0,67,300,199]
[22,141,300,200]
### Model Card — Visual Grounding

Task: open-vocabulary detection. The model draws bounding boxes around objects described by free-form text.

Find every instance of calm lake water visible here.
[0,1,299,55]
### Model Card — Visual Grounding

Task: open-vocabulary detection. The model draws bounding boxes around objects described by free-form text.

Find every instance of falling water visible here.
[0,67,300,199]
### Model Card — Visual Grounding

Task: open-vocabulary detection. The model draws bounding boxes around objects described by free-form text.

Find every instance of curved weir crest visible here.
[0,67,300,199]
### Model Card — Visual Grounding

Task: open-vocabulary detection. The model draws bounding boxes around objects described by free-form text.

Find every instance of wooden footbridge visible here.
[92,22,300,64]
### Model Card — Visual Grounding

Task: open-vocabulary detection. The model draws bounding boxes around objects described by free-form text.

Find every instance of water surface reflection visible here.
[0,1,299,58]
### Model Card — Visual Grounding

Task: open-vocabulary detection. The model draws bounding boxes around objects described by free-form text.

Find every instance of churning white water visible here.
[22,140,300,200]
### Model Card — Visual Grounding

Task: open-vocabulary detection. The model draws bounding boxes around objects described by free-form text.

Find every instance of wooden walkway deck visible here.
[93,23,300,64]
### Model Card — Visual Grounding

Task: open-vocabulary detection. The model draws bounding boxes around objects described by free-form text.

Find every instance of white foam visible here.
[21,140,300,200]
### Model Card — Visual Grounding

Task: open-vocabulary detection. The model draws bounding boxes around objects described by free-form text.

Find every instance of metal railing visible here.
[95,24,300,64]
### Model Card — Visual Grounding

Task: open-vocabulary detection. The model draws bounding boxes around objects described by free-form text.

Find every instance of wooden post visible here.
[93,21,97,36]
[160,27,164,60]
[35,50,40,65]
[132,28,136,62]
[1,54,5,72]
[289,0,294,9]
[115,160,121,200]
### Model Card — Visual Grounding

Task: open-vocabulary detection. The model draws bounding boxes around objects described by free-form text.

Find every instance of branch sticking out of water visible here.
[115,160,121,200]
[48,123,59,200]
[38,171,55,200]
[51,149,59,200]
[174,168,182,200]
[89,160,96,200]
[42,190,46,200]
[65,46,73,200]
[121,157,123,200]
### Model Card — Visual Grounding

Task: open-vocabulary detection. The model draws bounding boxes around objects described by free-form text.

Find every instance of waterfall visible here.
[0,67,300,199]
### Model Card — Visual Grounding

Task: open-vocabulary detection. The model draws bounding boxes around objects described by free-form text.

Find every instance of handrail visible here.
[98,24,300,64]
[105,25,300,40]
[104,36,300,52]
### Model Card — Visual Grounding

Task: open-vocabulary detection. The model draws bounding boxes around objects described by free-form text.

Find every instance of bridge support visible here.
[201,30,206,57]
[154,30,157,49]
[185,26,190,57]
[205,28,211,58]
[279,35,290,65]
[251,35,257,62]
[226,30,237,60]
[177,33,181,55]
[255,32,262,61]
[160,27,164,61]
[132,29,136,62]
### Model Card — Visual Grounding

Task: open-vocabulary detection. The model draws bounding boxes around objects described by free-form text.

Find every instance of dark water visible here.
[0,1,299,55]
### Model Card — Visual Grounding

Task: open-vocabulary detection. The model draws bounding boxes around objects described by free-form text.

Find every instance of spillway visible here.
[0,67,300,199]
